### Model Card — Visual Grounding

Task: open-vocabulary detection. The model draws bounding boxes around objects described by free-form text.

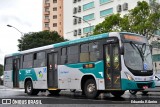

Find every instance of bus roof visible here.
[5,32,143,58]
[5,33,109,57]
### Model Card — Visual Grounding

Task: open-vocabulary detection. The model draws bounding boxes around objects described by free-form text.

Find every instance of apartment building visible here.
[63,0,152,40]
[42,0,63,36]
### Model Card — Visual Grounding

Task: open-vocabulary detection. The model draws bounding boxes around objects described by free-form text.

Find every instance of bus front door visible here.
[47,52,58,89]
[13,58,20,88]
[104,43,121,90]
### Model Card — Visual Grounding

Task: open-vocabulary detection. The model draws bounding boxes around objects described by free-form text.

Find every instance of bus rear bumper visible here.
[121,79,155,90]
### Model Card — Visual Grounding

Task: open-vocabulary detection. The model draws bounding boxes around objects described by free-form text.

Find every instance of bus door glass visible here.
[104,43,121,89]
[47,52,58,88]
[13,58,20,87]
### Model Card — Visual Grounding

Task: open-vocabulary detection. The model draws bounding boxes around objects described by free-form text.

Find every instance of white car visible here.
[154,74,160,87]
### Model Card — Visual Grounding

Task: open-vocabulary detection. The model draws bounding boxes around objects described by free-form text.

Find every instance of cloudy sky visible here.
[0,0,42,65]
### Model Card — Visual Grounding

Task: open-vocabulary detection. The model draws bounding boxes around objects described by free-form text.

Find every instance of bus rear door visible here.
[104,43,121,90]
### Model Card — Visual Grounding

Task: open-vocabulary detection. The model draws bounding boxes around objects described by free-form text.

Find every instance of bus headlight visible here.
[125,72,134,81]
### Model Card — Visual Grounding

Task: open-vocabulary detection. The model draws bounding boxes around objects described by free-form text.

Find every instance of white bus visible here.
[4,32,155,98]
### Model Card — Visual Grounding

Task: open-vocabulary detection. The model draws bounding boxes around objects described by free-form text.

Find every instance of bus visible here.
[4,32,155,99]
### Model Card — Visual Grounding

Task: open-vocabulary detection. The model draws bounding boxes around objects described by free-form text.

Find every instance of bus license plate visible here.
[143,86,148,89]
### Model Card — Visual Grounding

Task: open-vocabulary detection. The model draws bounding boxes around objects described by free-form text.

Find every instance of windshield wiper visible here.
[130,41,144,62]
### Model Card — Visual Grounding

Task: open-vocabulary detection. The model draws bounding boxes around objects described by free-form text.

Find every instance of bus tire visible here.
[84,79,99,99]
[142,91,148,95]
[129,90,137,95]
[48,90,61,95]
[25,80,39,95]
[111,91,125,97]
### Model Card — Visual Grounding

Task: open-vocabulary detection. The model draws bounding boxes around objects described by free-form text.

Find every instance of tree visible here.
[93,14,122,35]
[93,1,160,40]
[18,31,66,51]
[0,64,3,76]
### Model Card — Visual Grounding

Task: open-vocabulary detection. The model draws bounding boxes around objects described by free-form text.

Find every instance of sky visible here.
[0,0,42,65]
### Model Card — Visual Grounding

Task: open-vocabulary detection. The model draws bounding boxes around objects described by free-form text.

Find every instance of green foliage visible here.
[93,14,122,35]
[18,31,66,51]
[93,1,160,40]
[0,64,3,76]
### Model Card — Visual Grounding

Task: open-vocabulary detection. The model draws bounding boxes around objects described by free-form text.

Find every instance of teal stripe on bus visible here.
[19,68,38,81]
[53,33,109,48]
[66,60,104,79]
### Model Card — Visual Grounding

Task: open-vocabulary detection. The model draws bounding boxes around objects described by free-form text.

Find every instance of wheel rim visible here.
[87,83,96,93]
[27,83,31,93]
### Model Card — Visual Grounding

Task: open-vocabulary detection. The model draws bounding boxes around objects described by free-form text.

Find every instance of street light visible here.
[73,16,92,36]
[7,24,24,51]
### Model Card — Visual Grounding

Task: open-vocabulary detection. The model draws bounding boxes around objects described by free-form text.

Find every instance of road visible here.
[1,85,160,107]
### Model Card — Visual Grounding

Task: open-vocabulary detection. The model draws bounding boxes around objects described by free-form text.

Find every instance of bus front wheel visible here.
[111,91,125,97]
[84,79,100,99]
[25,80,39,95]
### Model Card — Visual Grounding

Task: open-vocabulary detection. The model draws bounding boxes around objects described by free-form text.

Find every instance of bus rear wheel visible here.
[48,90,61,95]
[84,79,100,99]
[111,91,125,97]
[25,80,39,95]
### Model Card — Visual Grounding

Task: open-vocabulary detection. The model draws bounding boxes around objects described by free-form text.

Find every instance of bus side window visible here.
[67,45,79,64]
[33,52,46,67]
[4,57,13,71]
[23,54,33,69]
[61,48,67,64]
[80,44,89,62]
[89,42,99,61]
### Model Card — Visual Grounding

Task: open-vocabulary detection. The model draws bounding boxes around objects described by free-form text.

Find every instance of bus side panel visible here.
[58,65,82,90]
[19,67,48,89]
[58,60,105,90]
[4,70,13,88]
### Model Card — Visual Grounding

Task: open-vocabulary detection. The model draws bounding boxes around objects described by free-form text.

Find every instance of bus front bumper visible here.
[121,79,155,90]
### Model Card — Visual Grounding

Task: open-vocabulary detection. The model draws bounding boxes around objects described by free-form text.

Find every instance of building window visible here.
[99,0,112,5]
[53,7,57,11]
[78,6,81,12]
[73,7,77,14]
[83,26,94,34]
[100,8,113,17]
[53,0,57,3]
[73,0,77,3]
[83,2,94,11]
[74,30,77,36]
[45,16,49,19]
[78,29,81,35]
[117,5,122,12]
[45,23,49,27]
[83,13,94,21]
[73,18,77,25]
[45,8,49,12]
[45,0,49,3]
[123,3,128,11]
[53,23,57,27]
[53,15,57,19]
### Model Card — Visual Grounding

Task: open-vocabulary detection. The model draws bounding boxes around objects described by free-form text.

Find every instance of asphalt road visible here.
[1,85,160,107]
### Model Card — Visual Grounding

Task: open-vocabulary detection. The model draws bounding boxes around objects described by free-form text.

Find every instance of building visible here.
[42,0,63,36]
[63,0,154,40]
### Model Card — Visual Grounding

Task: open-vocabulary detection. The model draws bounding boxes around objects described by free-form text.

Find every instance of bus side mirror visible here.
[120,46,124,55]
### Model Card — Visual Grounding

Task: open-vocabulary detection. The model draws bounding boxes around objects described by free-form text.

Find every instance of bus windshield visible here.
[123,43,152,71]
[121,33,152,71]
